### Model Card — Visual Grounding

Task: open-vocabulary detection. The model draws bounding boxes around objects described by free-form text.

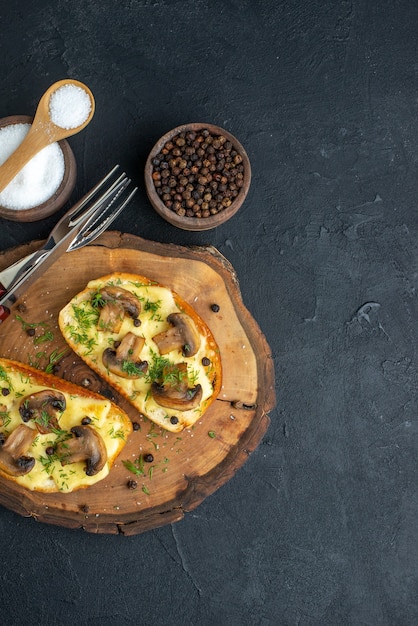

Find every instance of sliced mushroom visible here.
[115,332,145,362]
[152,313,200,357]
[55,425,107,476]
[99,286,141,319]
[151,362,203,411]
[97,302,125,333]
[0,424,36,476]
[102,332,148,379]
[19,390,66,434]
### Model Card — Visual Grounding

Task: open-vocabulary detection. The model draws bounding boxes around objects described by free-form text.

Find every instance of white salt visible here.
[49,84,91,129]
[0,123,65,210]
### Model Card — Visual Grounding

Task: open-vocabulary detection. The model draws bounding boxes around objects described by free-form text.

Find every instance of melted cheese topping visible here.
[59,274,221,432]
[0,359,132,493]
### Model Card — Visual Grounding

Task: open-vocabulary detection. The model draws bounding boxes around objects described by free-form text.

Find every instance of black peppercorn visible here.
[1,387,9,396]
[81,416,92,425]
[143,453,154,463]
[132,421,140,431]
[45,446,55,456]
[151,128,245,219]
[170,416,179,425]
[127,479,138,490]
[202,357,211,366]
[211,303,220,312]
[26,328,35,337]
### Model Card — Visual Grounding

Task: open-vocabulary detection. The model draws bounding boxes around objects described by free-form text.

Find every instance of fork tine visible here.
[44,166,125,249]
[67,171,128,229]
[95,187,138,234]
[68,180,137,250]
[61,164,121,223]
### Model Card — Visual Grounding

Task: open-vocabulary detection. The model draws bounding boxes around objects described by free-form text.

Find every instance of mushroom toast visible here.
[0,358,132,493]
[58,272,222,433]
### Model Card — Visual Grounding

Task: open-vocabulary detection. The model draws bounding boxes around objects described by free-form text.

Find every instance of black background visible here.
[0,1,417,624]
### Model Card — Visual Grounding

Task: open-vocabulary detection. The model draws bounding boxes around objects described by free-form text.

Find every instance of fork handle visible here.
[0,283,10,322]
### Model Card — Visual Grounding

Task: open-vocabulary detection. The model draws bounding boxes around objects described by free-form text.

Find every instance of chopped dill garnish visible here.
[44,348,68,374]
[0,365,13,391]
[146,351,179,383]
[39,429,72,474]
[15,315,43,331]
[123,456,145,476]
[108,427,126,440]
[0,409,11,429]
[15,315,54,344]
[90,290,106,308]
[143,298,163,321]
[34,329,54,345]
[71,303,99,330]
[122,360,147,378]
[67,325,97,355]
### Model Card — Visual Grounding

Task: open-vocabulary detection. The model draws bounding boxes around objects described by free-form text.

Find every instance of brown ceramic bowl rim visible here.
[0,115,76,222]
[144,122,251,231]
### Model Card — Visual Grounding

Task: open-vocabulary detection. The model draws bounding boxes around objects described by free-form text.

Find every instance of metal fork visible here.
[0,165,137,312]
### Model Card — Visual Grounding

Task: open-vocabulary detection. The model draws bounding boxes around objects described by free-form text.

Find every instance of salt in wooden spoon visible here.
[0,79,95,193]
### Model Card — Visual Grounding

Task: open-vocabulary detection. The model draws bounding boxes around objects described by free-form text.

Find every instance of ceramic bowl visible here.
[0,115,76,222]
[144,123,251,231]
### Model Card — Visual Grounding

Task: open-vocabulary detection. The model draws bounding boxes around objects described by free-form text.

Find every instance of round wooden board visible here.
[0,232,276,535]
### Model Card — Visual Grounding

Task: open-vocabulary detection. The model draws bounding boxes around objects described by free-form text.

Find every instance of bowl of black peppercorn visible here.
[145,123,251,231]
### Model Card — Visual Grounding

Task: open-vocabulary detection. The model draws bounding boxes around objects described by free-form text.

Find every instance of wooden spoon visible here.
[0,79,95,193]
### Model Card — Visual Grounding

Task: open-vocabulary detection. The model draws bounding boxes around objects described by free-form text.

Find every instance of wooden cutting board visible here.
[0,232,275,535]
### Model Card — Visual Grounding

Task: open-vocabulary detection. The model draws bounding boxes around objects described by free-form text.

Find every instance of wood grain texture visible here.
[0,231,275,534]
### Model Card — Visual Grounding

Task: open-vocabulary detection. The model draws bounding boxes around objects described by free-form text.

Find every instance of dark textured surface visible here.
[0,1,417,624]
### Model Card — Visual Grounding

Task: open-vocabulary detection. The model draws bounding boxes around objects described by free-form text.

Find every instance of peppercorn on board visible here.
[0,232,275,535]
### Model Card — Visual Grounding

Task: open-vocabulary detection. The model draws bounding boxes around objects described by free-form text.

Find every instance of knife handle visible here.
[0,283,10,322]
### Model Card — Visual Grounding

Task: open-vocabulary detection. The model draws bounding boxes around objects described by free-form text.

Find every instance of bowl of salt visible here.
[0,115,76,222]
[0,80,94,222]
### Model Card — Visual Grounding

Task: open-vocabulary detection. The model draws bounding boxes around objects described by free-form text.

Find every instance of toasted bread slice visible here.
[58,273,222,432]
[0,358,132,493]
